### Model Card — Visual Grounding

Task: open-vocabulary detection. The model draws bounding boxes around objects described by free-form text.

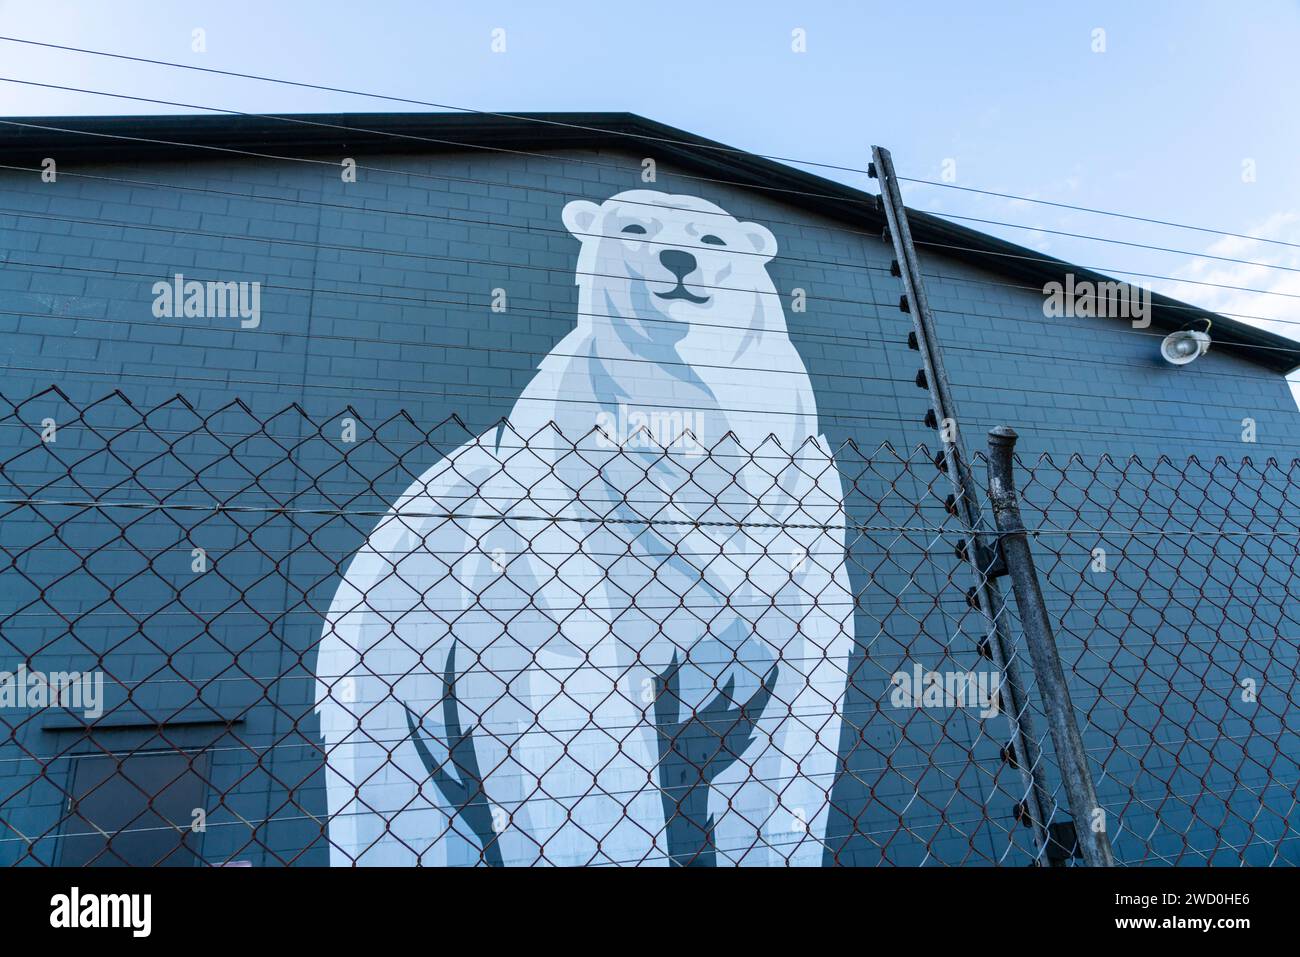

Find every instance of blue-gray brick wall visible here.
[1,145,1297,866]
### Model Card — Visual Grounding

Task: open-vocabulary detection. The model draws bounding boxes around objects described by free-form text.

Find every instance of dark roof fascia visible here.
[2,110,1295,373]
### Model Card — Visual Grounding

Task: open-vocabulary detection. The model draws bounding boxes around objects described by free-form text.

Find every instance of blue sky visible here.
[2,0,1298,388]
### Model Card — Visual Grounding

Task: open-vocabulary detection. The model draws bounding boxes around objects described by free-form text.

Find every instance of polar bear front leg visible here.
[652,652,780,866]
[704,437,855,866]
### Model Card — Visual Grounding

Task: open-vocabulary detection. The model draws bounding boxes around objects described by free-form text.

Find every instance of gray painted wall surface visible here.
[1,146,1296,865]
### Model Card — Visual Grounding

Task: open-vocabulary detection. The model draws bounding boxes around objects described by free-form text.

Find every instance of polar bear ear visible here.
[742,221,777,258]
[562,200,602,238]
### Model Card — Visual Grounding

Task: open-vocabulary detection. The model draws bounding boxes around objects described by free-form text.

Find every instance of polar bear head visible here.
[561,190,784,344]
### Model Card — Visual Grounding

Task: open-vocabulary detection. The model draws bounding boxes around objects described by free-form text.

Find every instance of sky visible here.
[1,0,1298,395]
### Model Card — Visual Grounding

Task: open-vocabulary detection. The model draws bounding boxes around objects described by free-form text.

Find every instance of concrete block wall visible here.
[1,143,1297,865]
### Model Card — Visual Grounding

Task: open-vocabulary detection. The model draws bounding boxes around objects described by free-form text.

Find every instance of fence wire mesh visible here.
[0,388,1296,866]
[1014,453,1300,865]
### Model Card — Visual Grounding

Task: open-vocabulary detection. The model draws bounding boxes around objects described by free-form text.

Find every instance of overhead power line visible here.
[899,176,1300,252]
[0,158,1291,332]
[2,119,1298,308]
[0,35,871,178]
[0,35,1294,252]
[915,209,1300,275]
[0,81,869,209]
[1,70,1296,334]
[5,75,1298,291]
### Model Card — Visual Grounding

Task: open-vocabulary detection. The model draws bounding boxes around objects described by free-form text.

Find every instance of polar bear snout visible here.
[655,249,711,304]
[659,249,698,281]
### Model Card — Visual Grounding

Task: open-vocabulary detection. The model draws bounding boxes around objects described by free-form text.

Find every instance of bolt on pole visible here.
[986,426,1116,867]
[870,145,1054,862]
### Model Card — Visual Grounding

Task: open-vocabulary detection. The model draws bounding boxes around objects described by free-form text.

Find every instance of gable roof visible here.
[3,110,1296,374]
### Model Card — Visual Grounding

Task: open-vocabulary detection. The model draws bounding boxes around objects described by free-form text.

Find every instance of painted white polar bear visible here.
[315,190,854,866]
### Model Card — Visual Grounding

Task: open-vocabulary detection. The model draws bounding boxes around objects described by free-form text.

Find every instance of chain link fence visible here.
[0,387,1296,865]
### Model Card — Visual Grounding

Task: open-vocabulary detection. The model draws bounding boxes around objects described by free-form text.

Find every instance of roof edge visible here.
[2,110,1295,374]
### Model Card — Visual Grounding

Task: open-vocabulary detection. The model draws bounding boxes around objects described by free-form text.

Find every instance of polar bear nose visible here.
[659,249,698,282]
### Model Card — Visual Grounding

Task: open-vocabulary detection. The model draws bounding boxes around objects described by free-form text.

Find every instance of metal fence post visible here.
[986,426,1116,867]
[871,146,1054,861]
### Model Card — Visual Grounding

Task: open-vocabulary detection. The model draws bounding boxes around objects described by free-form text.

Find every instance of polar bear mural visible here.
[315,190,855,866]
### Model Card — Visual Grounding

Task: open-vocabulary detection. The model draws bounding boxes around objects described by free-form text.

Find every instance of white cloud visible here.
[1152,212,1300,408]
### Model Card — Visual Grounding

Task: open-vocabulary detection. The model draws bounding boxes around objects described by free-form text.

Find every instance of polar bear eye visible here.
[621,224,647,235]
[700,234,726,246]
